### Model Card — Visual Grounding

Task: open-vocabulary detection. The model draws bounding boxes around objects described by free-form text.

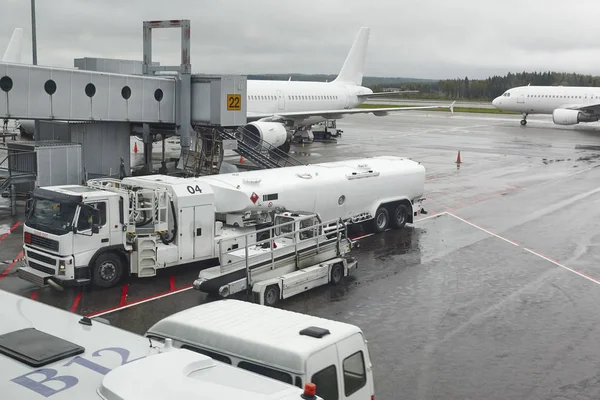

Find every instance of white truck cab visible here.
[0,289,324,400]
[146,299,375,400]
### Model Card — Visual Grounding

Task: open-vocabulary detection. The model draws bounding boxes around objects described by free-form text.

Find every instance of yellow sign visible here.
[227,94,242,111]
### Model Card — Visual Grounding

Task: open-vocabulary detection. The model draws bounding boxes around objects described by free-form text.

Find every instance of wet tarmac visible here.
[3,111,600,399]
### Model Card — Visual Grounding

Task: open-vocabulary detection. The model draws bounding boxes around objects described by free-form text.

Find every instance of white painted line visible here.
[445,212,600,287]
[415,211,448,222]
[446,212,520,247]
[89,286,193,318]
[523,248,600,286]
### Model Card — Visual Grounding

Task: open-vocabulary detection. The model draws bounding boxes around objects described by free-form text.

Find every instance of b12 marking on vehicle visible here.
[11,347,146,397]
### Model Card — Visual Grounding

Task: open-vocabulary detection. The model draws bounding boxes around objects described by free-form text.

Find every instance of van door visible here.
[335,333,374,400]
[306,344,342,400]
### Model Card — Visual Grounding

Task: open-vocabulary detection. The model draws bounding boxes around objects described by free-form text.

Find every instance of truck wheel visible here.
[263,285,280,307]
[330,263,344,285]
[92,252,124,289]
[325,132,332,140]
[372,207,389,233]
[391,204,409,229]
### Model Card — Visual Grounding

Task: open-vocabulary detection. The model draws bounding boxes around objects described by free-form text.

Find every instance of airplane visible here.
[492,84,600,127]
[243,27,453,152]
[3,26,454,152]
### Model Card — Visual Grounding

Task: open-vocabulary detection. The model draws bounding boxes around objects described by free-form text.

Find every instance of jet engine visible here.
[241,122,289,151]
[552,108,599,125]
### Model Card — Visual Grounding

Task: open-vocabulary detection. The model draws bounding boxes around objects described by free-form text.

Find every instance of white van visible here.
[0,290,323,400]
[146,299,375,400]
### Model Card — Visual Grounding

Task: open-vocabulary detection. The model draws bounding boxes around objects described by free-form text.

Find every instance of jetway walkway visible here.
[0,62,176,124]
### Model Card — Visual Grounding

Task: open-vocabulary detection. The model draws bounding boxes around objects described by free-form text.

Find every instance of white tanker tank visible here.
[202,155,426,232]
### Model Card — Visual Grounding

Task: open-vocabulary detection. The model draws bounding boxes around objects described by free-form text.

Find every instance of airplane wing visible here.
[247,102,454,123]
[356,90,419,99]
[565,103,600,114]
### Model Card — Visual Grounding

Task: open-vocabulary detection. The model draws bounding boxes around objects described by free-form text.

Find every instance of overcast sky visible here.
[2,0,600,80]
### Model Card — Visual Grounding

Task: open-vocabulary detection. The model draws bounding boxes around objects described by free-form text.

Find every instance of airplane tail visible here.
[332,27,369,86]
[2,28,24,63]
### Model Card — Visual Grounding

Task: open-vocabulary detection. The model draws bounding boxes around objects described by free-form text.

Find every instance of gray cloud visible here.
[2,0,600,80]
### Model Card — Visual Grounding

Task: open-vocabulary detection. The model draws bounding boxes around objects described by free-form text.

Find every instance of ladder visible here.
[183,127,224,176]
[86,178,170,234]
[219,126,304,169]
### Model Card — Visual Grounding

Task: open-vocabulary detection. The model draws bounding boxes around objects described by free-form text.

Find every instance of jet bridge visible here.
[0,62,176,124]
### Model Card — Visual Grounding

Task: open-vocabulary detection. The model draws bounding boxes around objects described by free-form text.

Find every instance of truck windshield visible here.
[26,198,78,235]
[274,216,295,237]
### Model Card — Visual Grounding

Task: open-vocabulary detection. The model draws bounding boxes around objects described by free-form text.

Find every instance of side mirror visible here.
[91,224,100,234]
[25,198,33,215]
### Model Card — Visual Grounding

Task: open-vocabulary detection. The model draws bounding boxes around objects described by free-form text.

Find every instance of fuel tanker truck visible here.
[18,156,426,289]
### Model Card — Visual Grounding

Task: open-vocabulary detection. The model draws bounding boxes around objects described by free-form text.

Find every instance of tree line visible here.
[370,72,600,101]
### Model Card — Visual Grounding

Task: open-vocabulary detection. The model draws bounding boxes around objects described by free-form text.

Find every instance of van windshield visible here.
[26,198,78,235]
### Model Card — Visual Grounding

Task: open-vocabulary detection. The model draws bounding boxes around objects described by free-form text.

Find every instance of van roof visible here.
[0,291,318,400]
[146,299,363,374]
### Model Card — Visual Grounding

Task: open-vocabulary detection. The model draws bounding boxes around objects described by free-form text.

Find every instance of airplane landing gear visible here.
[520,113,528,126]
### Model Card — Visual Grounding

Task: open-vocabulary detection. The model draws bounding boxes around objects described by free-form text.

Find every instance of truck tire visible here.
[263,284,280,307]
[372,206,389,233]
[391,204,409,229]
[324,132,332,140]
[330,263,344,285]
[92,252,124,289]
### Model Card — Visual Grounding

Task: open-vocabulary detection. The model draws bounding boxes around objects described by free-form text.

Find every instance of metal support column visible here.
[142,19,193,162]
[30,0,37,65]
[10,184,16,216]
[142,123,152,173]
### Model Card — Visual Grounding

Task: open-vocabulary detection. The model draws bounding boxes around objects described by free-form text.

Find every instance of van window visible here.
[181,344,232,364]
[238,361,293,385]
[295,376,303,388]
[311,365,338,400]
[343,351,366,396]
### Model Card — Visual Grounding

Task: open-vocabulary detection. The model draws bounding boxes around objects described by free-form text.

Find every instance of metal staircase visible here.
[0,149,36,194]
[182,125,304,176]
[183,127,224,176]
[219,125,304,169]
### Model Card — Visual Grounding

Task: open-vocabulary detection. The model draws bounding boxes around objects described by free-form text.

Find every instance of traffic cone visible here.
[456,150,461,164]
[133,142,138,153]
[239,155,244,164]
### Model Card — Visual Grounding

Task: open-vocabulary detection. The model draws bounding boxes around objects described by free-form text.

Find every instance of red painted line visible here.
[119,284,129,307]
[0,221,23,245]
[70,290,83,313]
[0,250,24,280]
[169,276,175,292]
[30,291,38,300]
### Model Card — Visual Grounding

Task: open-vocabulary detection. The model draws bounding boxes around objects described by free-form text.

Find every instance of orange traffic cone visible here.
[456,150,461,164]
[239,155,244,164]
[133,142,138,153]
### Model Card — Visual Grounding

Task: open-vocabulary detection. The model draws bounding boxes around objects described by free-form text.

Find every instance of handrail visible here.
[218,214,350,278]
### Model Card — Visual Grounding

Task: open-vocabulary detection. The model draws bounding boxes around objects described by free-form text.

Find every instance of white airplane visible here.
[492,84,600,127]
[3,26,453,151]
[243,27,453,152]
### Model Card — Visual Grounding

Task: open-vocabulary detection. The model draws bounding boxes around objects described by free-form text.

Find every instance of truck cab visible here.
[19,186,126,288]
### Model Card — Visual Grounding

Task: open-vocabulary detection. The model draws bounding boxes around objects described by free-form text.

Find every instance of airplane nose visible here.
[492,97,500,107]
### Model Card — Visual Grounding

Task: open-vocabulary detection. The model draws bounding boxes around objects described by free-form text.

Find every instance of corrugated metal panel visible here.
[69,122,130,179]
[35,143,82,187]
